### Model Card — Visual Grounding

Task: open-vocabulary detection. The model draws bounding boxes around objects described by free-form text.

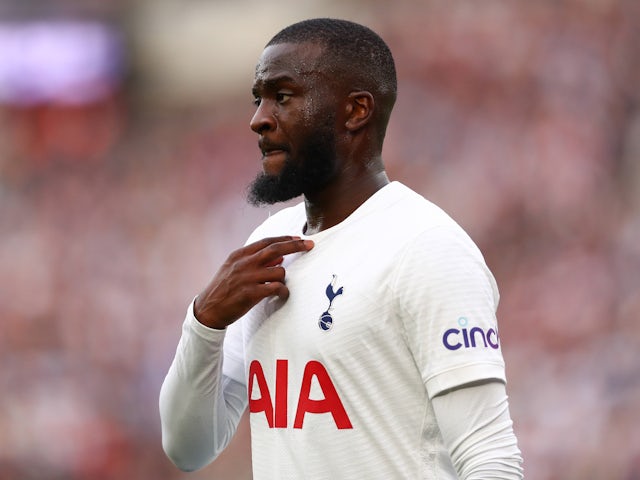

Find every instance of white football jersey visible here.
[222,182,506,479]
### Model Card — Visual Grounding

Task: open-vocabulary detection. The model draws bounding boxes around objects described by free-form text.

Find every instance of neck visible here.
[303,168,389,235]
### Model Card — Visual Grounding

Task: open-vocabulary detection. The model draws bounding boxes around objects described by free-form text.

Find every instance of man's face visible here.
[248,42,339,205]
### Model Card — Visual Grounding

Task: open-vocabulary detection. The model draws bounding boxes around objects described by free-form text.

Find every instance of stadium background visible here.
[0,0,639,478]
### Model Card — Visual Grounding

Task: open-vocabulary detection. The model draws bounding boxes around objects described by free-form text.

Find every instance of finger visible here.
[266,281,290,301]
[250,265,286,284]
[272,283,290,301]
[254,239,314,265]
[263,255,284,268]
[250,281,290,303]
[243,236,301,255]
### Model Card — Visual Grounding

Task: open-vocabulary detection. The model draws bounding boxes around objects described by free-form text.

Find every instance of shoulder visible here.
[374,182,478,252]
[380,183,496,293]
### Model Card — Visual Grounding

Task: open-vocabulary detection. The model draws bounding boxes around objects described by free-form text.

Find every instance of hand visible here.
[193,236,314,329]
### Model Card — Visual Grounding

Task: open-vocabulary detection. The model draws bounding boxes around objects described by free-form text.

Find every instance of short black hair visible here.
[266,18,397,111]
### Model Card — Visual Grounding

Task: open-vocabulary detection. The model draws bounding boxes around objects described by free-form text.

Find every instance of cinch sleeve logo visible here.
[442,316,500,350]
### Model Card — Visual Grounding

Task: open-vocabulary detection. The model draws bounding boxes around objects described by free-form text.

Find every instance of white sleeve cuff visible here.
[426,361,506,399]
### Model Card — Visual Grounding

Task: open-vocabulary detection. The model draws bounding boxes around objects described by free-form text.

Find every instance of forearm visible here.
[432,381,524,479]
[159,306,247,472]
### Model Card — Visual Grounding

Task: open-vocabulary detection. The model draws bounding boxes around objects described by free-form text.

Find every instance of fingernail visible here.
[304,240,314,249]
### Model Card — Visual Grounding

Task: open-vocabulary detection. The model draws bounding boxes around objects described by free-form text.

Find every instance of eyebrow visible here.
[252,74,297,95]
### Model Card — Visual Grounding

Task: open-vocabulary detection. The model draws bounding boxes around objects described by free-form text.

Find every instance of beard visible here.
[247,123,338,206]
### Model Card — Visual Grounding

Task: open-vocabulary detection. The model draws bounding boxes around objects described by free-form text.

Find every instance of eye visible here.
[276,92,292,104]
[253,96,261,106]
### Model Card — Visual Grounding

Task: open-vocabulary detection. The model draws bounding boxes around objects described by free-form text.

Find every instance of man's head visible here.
[248,18,397,206]
[265,18,397,119]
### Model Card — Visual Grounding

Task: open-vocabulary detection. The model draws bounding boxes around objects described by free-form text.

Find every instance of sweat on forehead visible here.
[264,18,397,99]
[254,42,334,80]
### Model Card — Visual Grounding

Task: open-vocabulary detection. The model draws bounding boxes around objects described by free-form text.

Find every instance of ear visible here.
[344,91,374,132]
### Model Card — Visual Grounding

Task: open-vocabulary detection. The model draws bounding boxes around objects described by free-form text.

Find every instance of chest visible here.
[241,243,421,433]
[244,240,404,363]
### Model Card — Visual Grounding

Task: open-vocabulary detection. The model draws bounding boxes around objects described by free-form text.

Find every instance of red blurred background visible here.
[1,1,639,479]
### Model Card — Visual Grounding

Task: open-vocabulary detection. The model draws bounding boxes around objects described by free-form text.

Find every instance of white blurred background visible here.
[0,0,639,479]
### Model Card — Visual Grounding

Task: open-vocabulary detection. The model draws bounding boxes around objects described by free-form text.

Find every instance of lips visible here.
[259,140,288,157]
[258,140,288,175]
[263,149,285,157]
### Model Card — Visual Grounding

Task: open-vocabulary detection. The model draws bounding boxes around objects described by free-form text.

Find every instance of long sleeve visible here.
[159,302,248,472]
[432,380,524,479]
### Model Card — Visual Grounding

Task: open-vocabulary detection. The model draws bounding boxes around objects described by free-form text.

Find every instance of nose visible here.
[250,101,276,134]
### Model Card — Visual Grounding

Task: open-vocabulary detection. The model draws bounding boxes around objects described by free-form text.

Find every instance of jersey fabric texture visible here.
[219,181,507,478]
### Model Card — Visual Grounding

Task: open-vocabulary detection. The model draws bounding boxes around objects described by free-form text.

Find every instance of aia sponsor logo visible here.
[248,359,353,430]
[442,316,500,351]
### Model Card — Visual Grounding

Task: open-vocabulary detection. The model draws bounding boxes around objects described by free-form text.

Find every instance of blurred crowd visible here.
[0,1,639,479]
